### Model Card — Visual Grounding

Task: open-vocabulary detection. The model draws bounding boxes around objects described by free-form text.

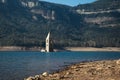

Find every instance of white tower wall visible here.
[46,32,50,52]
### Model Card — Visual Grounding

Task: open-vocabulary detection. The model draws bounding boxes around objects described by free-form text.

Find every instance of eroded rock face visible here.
[21,1,38,8]
[20,0,38,8]
[31,9,55,20]
[20,0,55,20]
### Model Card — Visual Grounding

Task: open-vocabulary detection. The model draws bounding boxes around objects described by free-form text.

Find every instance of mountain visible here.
[74,0,120,47]
[0,0,120,47]
[0,0,83,47]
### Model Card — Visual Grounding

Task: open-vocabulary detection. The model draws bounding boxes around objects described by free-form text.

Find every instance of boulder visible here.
[116,59,120,65]
[35,75,39,78]
[42,72,48,77]
[25,76,35,80]
[34,75,41,80]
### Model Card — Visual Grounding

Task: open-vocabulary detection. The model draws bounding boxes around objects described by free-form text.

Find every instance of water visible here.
[0,51,120,80]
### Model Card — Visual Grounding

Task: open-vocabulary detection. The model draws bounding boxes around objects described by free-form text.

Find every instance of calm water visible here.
[0,51,120,80]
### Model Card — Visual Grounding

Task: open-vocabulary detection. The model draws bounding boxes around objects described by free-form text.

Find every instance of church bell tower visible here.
[46,32,53,52]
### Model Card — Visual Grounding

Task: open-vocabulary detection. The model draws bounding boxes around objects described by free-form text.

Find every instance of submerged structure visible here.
[45,32,53,52]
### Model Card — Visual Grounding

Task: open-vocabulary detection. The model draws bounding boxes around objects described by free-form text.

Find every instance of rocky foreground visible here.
[25,59,120,80]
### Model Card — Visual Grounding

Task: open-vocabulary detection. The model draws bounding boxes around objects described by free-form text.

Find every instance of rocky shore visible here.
[24,59,120,80]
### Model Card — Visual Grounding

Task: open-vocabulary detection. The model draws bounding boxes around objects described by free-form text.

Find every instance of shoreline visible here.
[25,59,120,80]
[65,47,120,52]
[0,46,120,52]
[0,46,41,51]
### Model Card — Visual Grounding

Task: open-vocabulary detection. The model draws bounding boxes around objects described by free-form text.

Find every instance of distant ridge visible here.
[0,0,120,47]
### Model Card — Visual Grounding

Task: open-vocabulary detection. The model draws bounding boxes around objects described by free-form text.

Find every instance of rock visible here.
[62,72,70,78]
[84,71,88,74]
[42,72,48,77]
[25,76,35,80]
[35,75,39,78]
[107,78,115,80]
[52,73,60,79]
[74,68,79,71]
[34,75,41,80]
[96,67,102,70]
[116,59,120,65]
[110,79,115,80]
[48,74,52,77]
[66,72,70,75]
[71,66,77,69]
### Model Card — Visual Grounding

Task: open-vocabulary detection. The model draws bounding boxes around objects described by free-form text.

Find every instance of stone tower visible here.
[46,32,53,52]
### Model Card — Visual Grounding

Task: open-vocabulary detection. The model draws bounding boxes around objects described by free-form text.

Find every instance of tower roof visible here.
[46,32,50,40]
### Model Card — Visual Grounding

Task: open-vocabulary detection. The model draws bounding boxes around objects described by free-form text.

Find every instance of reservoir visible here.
[0,51,120,80]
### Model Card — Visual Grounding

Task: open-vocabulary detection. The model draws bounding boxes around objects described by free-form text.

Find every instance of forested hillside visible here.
[74,0,120,47]
[0,0,120,47]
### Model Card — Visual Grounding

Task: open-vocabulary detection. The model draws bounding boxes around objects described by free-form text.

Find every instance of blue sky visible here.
[40,0,97,6]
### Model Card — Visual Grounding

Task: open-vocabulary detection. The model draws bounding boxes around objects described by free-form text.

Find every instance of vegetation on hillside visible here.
[0,0,120,47]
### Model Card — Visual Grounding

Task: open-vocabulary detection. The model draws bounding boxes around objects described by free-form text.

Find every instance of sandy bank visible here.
[25,59,120,80]
[0,46,120,52]
[0,46,41,51]
[65,47,120,52]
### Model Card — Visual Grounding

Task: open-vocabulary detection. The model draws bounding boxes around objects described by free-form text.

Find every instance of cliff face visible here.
[20,0,38,8]
[31,9,55,20]
[74,0,120,27]
[0,0,56,20]
[21,0,56,20]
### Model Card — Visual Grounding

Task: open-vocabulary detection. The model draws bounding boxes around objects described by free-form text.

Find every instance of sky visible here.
[40,0,97,6]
